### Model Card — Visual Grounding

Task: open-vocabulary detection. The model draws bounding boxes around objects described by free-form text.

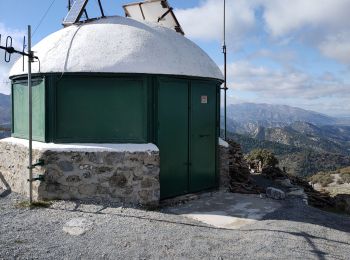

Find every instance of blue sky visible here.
[0,0,350,116]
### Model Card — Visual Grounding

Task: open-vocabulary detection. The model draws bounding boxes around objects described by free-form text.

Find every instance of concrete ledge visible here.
[1,137,159,153]
[0,138,160,206]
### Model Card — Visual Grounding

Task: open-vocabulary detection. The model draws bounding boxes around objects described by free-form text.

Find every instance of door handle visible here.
[199,134,210,138]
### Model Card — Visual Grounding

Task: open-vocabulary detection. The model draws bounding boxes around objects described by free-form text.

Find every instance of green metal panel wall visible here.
[12,79,45,141]
[54,76,148,143]
[157,78,220,199]
[189,82,217,192]
[158,78,189,198]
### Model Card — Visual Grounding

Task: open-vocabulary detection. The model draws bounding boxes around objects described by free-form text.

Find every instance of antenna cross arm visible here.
[0,46,38,60]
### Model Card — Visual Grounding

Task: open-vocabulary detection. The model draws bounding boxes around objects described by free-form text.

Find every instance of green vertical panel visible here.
[12,79,45,141]
[55,77,147,143]
[190,81,216,192]
[158,78,189,199]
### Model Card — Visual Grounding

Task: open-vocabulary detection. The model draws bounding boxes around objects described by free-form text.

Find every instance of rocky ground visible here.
[313,174,350,196]
[1,190,350,259]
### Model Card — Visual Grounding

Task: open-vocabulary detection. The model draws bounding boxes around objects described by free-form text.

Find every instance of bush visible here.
[339,167,350,174]
[340,172,350,184]
[246,149,279,169]
[309,172,334,187]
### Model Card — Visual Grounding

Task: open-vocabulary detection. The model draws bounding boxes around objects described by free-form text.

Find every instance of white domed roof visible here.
[10,16,223,80]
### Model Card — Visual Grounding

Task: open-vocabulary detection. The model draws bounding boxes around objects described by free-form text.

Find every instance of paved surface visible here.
[165,192,282,229]
[1,190,350,259]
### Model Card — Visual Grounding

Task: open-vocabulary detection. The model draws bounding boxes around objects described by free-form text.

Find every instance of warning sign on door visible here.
[201,96,208,104]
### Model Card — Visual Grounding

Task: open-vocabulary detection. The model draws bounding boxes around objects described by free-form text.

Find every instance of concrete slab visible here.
[165,191,282,229]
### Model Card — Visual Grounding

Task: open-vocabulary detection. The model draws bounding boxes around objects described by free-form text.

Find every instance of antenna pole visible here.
[97,0,105,17]
[68,0,71,11]
[27,25,33,205]
[223,0,227,140]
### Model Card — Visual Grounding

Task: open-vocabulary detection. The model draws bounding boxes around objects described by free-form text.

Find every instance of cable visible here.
[32,0,57,37]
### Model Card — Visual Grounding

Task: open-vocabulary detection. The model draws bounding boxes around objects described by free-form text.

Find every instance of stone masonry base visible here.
[0,138,160,206]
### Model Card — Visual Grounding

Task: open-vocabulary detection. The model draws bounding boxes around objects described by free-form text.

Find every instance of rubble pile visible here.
[287,174,336,209]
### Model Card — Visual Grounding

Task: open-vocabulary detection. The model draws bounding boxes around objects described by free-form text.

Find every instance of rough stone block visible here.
[266,187,286,200]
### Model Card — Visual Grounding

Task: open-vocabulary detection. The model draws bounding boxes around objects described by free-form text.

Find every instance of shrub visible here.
[340,172,350,184]
[309,172,334,187]
[246,149,279,169]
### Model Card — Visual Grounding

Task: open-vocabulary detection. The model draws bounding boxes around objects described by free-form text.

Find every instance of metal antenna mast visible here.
[0,25,40,205]
[27,25,34,204]
[222,0,227,140]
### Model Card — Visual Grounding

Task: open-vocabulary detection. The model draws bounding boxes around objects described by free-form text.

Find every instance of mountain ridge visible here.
[0,93,11,127]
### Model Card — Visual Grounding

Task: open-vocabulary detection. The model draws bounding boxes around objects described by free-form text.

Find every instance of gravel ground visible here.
[0,191,350,260]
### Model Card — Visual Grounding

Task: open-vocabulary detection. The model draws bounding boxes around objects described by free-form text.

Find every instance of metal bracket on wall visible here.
[27,159,45,169]
[27,175,45,182]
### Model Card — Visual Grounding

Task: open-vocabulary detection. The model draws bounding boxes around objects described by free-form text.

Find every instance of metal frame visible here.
[1,25,40,205]
[63,0,89,26]
[123,0,185,35]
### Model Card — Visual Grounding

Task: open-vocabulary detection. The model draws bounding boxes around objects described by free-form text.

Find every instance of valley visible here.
[224,103,350,177]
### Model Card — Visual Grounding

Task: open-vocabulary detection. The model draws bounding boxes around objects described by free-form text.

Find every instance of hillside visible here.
[0,93,11,127]
[309,167,350,196]
[222,103,350,177]
[252,122,350,155]
[228,131,350,177]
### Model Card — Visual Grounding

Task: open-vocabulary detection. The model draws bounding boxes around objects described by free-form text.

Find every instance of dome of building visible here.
[10,16,223,80]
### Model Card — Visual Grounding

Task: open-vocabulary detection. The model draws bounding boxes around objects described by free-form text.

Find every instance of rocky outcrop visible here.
[220,139,263,194]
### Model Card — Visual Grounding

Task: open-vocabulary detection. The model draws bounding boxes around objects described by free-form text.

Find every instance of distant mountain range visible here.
[0,93,11,138]
[223,103,350,177]
[224,103,348,134]
[0,93,11,128]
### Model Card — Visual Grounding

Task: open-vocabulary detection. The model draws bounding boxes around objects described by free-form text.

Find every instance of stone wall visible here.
[0,139,160,206]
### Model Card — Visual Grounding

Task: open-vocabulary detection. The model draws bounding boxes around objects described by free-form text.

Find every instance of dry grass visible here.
[309,172,334,187]
[15,200,52,209]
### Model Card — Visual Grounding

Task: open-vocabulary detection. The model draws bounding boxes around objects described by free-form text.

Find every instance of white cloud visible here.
[176,0,256,44]
[0,23,25,94]
[260,0,350,63]
[227,61,350,101]
[261,0,350,37]
[319,31,350,63]
[176,0,350,64]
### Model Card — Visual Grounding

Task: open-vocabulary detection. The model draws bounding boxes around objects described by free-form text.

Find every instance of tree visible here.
[246,149,279,169]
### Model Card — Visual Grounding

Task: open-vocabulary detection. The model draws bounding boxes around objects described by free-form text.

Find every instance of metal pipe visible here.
[28,25,33,204]
[97,0,105,17]
[223,0,227,140]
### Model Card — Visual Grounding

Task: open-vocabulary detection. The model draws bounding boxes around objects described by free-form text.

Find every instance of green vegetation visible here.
[309,166,350,187]
[340,173,350,183]
[309,172,334,187]
[225,131,350,177]
[228,132,302,156]
[246,148,279,168]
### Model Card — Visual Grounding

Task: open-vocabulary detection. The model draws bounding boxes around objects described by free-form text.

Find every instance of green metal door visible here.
[158,79,189,198]
[189,82,217,192]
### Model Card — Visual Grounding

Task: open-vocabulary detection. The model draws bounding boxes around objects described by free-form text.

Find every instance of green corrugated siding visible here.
[12,79,45,141]
[54,76,148,143]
